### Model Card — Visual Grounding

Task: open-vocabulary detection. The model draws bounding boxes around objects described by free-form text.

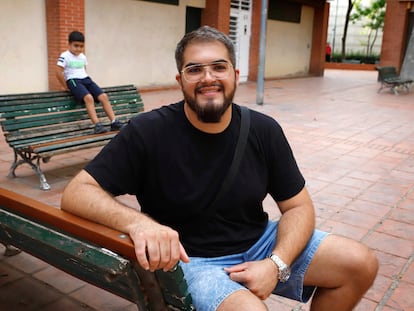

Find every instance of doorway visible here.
[229,0,252,82]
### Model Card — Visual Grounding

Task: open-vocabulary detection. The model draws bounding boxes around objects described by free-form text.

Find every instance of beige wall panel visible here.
[265,6,314,78]
[0,0,48,93]
[85,0,193,88]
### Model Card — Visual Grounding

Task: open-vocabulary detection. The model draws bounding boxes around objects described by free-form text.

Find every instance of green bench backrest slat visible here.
[0,94,142,119]
[2,102,141,132]
[0,84,136,100]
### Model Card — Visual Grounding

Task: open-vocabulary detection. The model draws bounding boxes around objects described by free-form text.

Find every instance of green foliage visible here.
[350,0,386,55]
[331,51,380,64]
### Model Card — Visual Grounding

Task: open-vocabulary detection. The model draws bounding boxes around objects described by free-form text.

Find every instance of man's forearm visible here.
[273,204,315,265]
[61,170,151,234]
[61,170,189,271]
[272,188,315,266]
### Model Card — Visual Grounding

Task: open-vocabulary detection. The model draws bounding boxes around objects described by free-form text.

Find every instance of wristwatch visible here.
[268,253,291,283]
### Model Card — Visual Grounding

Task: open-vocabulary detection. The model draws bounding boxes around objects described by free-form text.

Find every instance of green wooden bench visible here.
[376,66,412,95]
[0,187,195,311]
[0,85,143,190]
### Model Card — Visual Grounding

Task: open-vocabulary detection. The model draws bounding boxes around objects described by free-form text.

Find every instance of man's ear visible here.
[176,73,182,83]
[234,68,240,86]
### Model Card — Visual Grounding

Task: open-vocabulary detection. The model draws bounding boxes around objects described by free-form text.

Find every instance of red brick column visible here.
[248,0,262,81]
[45,0,85,90]
[202,0,231,34]
[309,2,329,76]
[380,0,410,70]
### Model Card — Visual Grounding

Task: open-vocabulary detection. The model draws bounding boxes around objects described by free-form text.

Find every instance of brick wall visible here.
[46,0,85,90]
[201,0,231,34]
[248,0,262,81]
[380,0,410,70]
[309,3,329,76]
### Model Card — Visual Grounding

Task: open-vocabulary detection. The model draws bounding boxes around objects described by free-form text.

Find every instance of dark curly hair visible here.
[68,31,85,43]
[175,26,236,72]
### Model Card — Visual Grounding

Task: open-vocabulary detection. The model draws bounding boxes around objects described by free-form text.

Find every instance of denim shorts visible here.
[179,221,328,311]
[66,77,103,103]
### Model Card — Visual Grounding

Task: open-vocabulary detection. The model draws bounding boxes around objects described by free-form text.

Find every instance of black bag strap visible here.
[204,106,251,219]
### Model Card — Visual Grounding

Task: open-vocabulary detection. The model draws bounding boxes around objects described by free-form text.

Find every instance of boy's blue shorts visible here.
[66,77,104,103]
[179,221,329,311]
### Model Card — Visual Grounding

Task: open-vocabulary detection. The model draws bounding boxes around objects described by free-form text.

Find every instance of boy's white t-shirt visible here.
[57,51,88,81]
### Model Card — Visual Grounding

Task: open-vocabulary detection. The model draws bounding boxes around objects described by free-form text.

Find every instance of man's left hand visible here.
[224,259,279,300]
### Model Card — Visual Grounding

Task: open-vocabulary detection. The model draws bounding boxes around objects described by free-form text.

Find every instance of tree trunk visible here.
[341,0,354,61]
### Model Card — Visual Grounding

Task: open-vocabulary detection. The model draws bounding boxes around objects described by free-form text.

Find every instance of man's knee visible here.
[217,290,267,311]
[348,243,378,288]
[305,235,378,289]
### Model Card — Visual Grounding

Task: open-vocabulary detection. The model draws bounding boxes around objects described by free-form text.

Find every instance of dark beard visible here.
[184,83,236,123]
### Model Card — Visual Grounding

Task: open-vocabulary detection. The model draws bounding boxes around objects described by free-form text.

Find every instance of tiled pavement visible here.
[0,69,413,310]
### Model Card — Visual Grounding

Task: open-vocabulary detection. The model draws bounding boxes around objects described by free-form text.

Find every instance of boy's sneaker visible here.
[111,119,125,131]
[94,122,107,134]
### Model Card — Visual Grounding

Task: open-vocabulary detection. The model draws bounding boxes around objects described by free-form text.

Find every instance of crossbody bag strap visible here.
[204,106,251,219]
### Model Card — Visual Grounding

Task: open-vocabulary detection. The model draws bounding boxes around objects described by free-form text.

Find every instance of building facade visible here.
[0,0,329,94]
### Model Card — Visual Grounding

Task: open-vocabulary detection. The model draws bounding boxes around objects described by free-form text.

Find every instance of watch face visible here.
[269,254,291,282]
[279,267,291,282]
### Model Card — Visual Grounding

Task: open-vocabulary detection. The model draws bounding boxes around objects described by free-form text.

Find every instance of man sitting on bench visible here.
[61,26,378,311]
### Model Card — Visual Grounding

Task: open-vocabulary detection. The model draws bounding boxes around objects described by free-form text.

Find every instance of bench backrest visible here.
[0,187,194,310]
[376,66,399,81]
[0,85,143,150]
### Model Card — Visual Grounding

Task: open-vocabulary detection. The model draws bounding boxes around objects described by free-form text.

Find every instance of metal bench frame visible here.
[376,66,413,95]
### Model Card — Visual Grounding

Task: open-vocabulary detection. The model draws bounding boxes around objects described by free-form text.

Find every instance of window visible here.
[141,0,179,5]
[268,0,302,23]
[186,6,202,33]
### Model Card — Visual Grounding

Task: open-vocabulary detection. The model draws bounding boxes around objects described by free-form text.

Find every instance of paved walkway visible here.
[0,70,413,310]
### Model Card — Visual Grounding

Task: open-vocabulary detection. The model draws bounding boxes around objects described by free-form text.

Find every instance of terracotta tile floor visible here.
[1,69,413,310]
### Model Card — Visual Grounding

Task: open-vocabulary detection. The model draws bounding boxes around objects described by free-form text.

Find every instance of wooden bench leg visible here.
[8,150,51,191]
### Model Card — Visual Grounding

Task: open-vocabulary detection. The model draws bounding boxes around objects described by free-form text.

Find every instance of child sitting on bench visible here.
[56,31,124,134]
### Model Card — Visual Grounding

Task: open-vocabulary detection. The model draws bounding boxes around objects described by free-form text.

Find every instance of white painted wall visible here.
[265,6,314,78]
[85,0,199,88]
[0,0,48,94]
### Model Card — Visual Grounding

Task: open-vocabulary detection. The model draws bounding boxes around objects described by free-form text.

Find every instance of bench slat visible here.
[5,125,99,146]
[2,104,141,131]
[2,105,140,139]
[32,135,117,154]
[0,95,142,118]
[0,100,141,122]
[0,84,137,101]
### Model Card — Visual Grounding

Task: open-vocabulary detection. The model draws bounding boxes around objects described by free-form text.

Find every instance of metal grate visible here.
[231,0,251,11]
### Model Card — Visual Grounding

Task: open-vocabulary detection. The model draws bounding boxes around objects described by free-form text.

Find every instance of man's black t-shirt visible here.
[85,101,305,257]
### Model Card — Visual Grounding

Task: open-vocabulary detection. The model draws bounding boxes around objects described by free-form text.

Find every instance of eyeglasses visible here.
[181,61,233,83]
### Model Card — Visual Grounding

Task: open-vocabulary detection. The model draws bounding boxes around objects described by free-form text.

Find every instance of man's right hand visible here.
[128,220,190,272]
[61,170,190,273]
